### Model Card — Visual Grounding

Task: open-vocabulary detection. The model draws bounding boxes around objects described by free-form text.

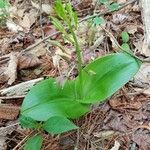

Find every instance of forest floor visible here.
[0,0,150,150]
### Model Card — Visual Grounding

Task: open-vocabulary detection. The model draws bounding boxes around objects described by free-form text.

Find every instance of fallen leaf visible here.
[132,131,150,150]
[18,53,41,70]
[112,13,130,24]
[109,99,142,110]
[93,130,116,138]
[0,104,20,120]
[0,137,6,150]
[30,42,47,57]
[5,53,18,85]
[0,78,43,96]
[134,63,150,88]
[0,67,8,84]
[31,1,54,15]
[6,20,23,33]
[110,141,120,150]
[19,10,37,31]
[126,25,138,34]
[42,4,54,15]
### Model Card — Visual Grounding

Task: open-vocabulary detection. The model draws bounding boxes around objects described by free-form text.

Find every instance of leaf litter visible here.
[0,0,150,149]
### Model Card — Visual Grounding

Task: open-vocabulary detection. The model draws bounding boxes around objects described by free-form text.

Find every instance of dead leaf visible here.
[117,0,126,4]
[0,67,8,84]
[0,78,43,96]
[19,10,37,31]
[0,137,7,150]
[93,130,116,138]
[6,20,23,33]
[5,53,18,85]
[110,141,120,150]
[0,104,19,120]
[112,13,130,24]
[30,42,47,57]
[109,99,142,110]
[132,131,150,150]
[134,63,150,88]
[42,4,55,15]
[126,25,138,34]
[31,1,54,15]
[18,53,41,70]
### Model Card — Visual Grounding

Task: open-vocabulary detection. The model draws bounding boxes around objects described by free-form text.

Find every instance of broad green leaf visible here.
[76,53,141,103]
[93,16,105,26]
[19,115,39,129]
[43,116,78,134]
[108,3,120,11]
[21,78,89,121]
[24,135,43,150]
[121,31,130,43]
[19,115,38,129]
[121,43,131,52]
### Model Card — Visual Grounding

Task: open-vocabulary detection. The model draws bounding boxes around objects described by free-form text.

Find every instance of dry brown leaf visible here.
[110,141,120,150]
[109,99,142,110]
[6,20,23,33]
[30,42,47,57]
[93,130,115,138]
[0,137,7,150]
[0,104,19,120]
[134,63,150,87]
[126,25,138,34]
[31,1,54,15]
[19,10,37,31]
[18,53,41,70]
[0,68,8,84]
[0,78,43,96]
[112,13,130,24]
[5,53,18,85]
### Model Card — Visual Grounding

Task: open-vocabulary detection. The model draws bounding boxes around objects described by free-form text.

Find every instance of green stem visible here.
[69,24,83,98]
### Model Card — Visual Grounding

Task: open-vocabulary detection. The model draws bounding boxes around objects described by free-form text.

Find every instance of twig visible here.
[0,122,19,132]
[79,0,138,22]
[39,0,44,38]
[0,95,25,100]
[13,131,34,150]
[74,128,80,150]
[22,31,60,52]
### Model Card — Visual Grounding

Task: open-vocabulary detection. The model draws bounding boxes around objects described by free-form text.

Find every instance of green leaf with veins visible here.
[43,116,78,134]
[24,135,43,150]
[21,78,89,121]
[76,53,141,103]
[19,115,39,129]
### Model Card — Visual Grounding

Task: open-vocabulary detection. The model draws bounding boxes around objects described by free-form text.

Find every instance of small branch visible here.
[22,31,60,52]
[0,78,43,96]
[79,0,138,22]
[0,95,25,100]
